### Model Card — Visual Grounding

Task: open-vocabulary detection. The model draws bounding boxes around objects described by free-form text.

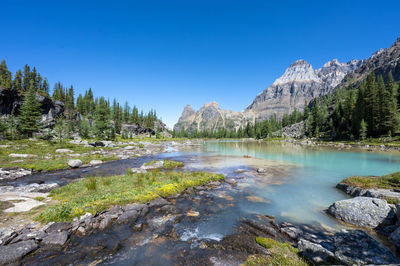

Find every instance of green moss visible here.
[246,237,308,266]
[36,171,224,223]
[144,160,159,166]
[342,171,400,190]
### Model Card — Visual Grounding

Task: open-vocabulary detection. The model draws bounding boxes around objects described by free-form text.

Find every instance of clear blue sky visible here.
[1,0,399,128]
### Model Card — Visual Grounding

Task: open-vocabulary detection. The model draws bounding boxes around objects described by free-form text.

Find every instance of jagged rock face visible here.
[174,101,255,132]
[342,38,400,84]
[246,59,363,120]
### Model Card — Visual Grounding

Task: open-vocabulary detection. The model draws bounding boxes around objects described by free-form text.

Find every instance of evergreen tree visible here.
[359,119,367,140]
[94,97,110,139]
[53,117,67,144]
[6,111,18,140]
[22,64,31,91]
[18,80,42,137]
[364,72,379,136]
[303,100,309,120]
[13,70,23,93]
[0,60,12,90]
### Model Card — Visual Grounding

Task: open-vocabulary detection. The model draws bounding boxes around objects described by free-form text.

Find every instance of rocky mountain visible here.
[175,38,400,132]
[246,59,364,120]
[175,59,363,132]
[341,38,400,85]
[174,102,255,132]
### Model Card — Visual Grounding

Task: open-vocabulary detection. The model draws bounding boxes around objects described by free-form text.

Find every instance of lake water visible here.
[21,141,400,265]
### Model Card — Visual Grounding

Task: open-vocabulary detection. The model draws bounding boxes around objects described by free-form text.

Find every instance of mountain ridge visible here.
[174,38,400,133]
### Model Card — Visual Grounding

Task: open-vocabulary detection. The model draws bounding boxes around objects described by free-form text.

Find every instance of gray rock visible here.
[327,196,395,228]
[42,231,69,245]
[55,149,73,153]
[389,226,400,251]
[99,216,113,230]
[45,222,71,233]
[116,210,139,224]
[257,168,266,173]
[68,159,82,168]
[298,239,336,264]
[0,228,17,245]
[337,182,400,201]
[334,229,399,265]
[0,240,38,264]
[140,160,163,170]
[89,159,103,166]
[280,226,303,240]
[148,198,169,208]
[234,169,246,173]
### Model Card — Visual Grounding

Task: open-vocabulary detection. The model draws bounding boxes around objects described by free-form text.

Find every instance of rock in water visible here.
[334,230,399,265]
[68,159,82,168]
[327,197,394,228]
[257,168,266,173]
[0,240,38,265]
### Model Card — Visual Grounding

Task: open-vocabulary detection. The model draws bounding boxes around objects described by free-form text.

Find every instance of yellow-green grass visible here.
[0,139,117,172]
[144,159,184,169]
[36,171,224,223]
[341,171,400,190]
[244,237,308,266]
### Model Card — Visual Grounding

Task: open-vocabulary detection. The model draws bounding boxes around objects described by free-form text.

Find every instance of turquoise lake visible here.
[170,141,400,234]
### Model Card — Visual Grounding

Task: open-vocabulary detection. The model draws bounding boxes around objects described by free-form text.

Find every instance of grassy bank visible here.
[144,159,184,168]
[0,139,117,172]
[341,171,400,190]
[245,237,307,266]
[36,170,224,222]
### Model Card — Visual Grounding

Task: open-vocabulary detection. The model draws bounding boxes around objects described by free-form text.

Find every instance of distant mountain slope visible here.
[341,38,400,85]
[174,101,255,132]
[175,38,400,132]
[246,59,364,120]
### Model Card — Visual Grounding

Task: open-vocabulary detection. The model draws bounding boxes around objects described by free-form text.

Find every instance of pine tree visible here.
[365,72,378,136]
[384,72,399,134]
[6,111,18,140]
[18,80,42,137]
[0,60,12,90]
[359,119,367,140]
[13,70,23,93]
[54,117,67,144]
[303,100,309,121]
[42,78,49,94]
[94,97,110,139]
[22,64,31,91]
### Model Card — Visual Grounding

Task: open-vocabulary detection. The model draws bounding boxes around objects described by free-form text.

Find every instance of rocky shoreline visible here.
[1,168,400,265]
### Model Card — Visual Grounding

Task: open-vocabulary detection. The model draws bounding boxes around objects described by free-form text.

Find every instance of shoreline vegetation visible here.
[37,169,224,223]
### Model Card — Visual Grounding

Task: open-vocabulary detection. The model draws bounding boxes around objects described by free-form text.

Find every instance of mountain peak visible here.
[289,59,310,67]
[203,101,219,109]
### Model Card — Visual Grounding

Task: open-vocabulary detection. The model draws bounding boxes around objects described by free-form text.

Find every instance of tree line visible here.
[0,60,160,140]
[173,71,400,140]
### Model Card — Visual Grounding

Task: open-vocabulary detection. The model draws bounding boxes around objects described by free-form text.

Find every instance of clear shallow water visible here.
[199,141,400,227]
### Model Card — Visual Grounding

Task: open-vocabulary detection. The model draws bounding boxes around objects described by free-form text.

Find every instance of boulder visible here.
[327,196,395,228]
[0,240,38,265]
[148,198,169,208]
[68,159,82,168]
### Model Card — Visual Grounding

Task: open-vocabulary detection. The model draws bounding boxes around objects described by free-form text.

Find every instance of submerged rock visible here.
[327,196,395,228]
